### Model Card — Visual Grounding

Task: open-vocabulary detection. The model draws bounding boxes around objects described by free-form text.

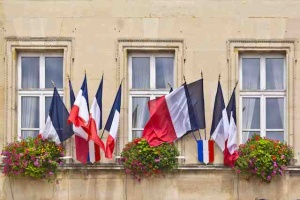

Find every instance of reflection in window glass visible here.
[45,57,63,88]
[132,57,150,89]
[155,57,174,89]
[21,57,39,89]
[242,58,260,90]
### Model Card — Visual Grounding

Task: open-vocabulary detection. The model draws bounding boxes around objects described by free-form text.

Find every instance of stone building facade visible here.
[1,0,300,199]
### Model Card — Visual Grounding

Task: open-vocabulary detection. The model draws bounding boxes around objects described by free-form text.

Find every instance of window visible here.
[128,52,174,141]
[18,53,64,139]
[240,54,286,143]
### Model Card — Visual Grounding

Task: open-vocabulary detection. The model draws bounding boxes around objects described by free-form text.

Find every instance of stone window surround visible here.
[116,38,186,160]
[4,37,73,151]
[227,39,297,151]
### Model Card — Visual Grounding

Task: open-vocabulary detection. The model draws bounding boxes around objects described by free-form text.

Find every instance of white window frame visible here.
[128,52,175,141]
[17,52,64,139]
[239,54,287,143]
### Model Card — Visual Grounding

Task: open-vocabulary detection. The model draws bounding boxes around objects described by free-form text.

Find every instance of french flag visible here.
[142,83,197,147]
[88,76,106,162]
[104,84,122,159]
[223,87,238,166]
[68,74,89,140]
[210,80,229,153]
[197,140,214,164]
[41,87,74,144]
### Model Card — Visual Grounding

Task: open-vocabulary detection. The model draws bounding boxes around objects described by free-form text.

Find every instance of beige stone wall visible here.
[0,168,299,200]
[1,0,300,199]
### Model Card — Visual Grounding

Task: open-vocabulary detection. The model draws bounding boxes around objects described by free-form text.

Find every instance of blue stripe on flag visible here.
[197,140,204,163]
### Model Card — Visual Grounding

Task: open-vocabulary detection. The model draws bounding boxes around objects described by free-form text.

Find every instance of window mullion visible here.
[40,54,45,88]
[261,56,266,90]
[40,95,45,132]
[150,55,155,89]
[128,96,133,142]
[261,95,266,138]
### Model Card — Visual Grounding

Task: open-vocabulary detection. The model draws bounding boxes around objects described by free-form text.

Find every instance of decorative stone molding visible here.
[115,38,185,161]
[227,39,297,150]
[4,37,73,146]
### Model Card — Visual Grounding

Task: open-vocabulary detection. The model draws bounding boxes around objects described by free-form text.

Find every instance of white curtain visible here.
[132,57,150,89]
[21,57,40,139]
[242,98,257,143]
[267,58,284,127]
[155,58,173,89]
[21,97,39,139]
[132,98,149,138]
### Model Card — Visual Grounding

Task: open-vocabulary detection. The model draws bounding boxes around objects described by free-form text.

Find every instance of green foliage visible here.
[1,135,65,183]
[121,138,179,181]
[234,134,293,183]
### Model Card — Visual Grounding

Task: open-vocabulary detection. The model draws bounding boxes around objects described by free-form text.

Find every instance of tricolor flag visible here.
[210,80,229,152]
[197,140,214,164]
[69,78,102,164]
[69,79,89,164]
[88,76,106,162]
[187,79,206,130]
[41,87,73,144]
[68,74,89,140]
[104,84,122,159]
[142,83,197,147]
[223,87,238,166]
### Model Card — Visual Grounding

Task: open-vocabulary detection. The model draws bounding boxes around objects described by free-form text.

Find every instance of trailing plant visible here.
[1,135,65,183]
[234,134,293,183]
[121,138,179,181]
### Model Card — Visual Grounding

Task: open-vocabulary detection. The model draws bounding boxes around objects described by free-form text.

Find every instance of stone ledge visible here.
[1,163,300,172]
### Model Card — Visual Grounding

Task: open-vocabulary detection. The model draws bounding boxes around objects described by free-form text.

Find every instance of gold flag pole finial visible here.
[218,74,221,81]
[183,75,186,83]
[201,71,203,79]
[51,80,56,87]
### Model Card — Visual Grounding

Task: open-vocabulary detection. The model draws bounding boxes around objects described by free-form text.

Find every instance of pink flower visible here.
[281,155,285,159]
[154,158,160,163]
[49,172,53,176]
[236,169,241,174]
[267,176,271,181]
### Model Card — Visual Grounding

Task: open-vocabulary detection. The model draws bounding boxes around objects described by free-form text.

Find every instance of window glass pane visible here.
[45,57,63,88]
[21,97,39,128]
[132,57,150,89]
[132,97,150,128]
[242,98,260,129]
[45,97,52,121]
[21,57,39,88]
[155,57,174,89]
[266,131,284,142]
[132,130,143,139]
[242,58,260,90]
[266,98,284,129]
[266,58,284,90]
[242,131,258,143]
[21,130,39,139]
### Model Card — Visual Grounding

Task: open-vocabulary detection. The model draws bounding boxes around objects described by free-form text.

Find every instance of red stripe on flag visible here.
[94,143,100,161]
[88,117,105,151]
[68,105,88,127]
[105,134,115,159]
[142,96,177,147]
[208,140,214,163]
[75,135,89,164]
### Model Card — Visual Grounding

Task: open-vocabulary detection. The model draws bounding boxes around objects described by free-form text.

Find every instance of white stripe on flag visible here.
[90,98,101,130]
[42,116,61,144]
[203,140,209,164]
[73,125,88,140]
[165,86,191,138]
[228,112,237,154]
[89,140,95,163]
[211,108,229,151]
[109,111,120,139]
[74,90,90,124]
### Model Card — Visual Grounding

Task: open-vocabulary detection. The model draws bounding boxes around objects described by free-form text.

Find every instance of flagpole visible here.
[51,80,56,88]
[199,71,203,140]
